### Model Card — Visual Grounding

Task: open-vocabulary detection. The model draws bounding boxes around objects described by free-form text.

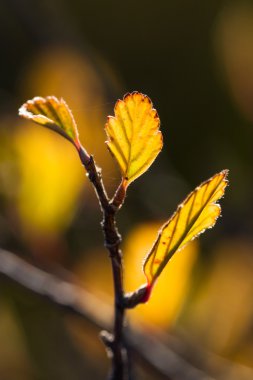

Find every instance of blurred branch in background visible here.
[1,248,253,380]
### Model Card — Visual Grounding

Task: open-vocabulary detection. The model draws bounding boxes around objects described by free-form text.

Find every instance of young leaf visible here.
[19,96,81,150]
[143,170,228,288]
[105,92,163,188]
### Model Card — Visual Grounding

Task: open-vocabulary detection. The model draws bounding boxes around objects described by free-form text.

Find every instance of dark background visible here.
[0,0,253,379]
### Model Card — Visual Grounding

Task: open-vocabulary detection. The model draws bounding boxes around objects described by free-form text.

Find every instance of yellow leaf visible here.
[144,170,228,286]
[105,92,163,187]
[19,96,81,149]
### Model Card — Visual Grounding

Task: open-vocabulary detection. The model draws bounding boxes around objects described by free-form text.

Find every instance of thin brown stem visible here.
[78,146,127,380]
[109,248,126,379]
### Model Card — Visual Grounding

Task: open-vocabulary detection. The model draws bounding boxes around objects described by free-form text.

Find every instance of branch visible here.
[0,248,112,330]
[78,147,127,379]
[0,248,215,380]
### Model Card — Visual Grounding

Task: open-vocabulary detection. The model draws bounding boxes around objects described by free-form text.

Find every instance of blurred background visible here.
[0,0,253,379]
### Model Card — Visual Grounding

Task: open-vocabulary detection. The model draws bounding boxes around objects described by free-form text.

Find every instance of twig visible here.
[78,146,127,380]
[0,248,112,330]
[0,248,213,380]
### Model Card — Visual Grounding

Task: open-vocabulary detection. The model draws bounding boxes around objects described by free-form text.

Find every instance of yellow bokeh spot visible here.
[184,239,253,360]
[14,125,84,235]
[124,222,198,327]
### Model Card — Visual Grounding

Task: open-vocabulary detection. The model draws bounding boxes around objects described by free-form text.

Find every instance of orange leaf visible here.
[105,92,163,188]
[19,96,81,149]
[143,170,228,287]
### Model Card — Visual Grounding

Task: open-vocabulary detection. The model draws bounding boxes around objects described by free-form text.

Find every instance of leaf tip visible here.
[222,168,229,181]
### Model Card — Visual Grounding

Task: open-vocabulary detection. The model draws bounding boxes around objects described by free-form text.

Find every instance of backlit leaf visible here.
[19,96,81,149]
[105,92,163,188]
[143,170,228,287]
